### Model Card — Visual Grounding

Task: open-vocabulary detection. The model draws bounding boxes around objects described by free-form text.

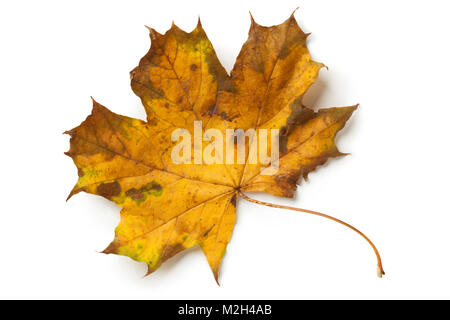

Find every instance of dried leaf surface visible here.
[66,13,356,283]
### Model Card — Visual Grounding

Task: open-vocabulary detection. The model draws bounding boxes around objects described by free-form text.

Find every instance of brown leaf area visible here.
[65,13,356,283]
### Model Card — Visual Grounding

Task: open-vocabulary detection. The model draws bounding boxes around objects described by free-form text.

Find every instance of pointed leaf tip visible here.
[249,11,257,28]
[145,26,160,41]
[145,264,157,277]
[214,271,221,286]
[102,241,119,255]
[90,96,101,108]
[66,190,75,202]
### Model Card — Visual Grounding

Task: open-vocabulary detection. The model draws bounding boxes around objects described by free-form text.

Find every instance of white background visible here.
[1,0,449,299]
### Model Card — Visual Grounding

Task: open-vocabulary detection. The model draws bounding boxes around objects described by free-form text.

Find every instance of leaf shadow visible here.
[302,77,327,110]
[142,245,209,282]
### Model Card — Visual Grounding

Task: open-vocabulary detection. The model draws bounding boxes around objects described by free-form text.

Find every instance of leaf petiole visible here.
[238,191,385,278]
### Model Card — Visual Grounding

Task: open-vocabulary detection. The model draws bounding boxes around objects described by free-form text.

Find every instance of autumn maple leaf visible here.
[65,12,383,283]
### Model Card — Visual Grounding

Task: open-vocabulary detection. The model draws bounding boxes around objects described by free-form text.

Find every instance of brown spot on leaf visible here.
[230,193,237,207]
[202,104,216,117]
[280,101,315,153]
[274,170,301,197]
[148,118,158,126]
[219,111,238,122]
[97,181,121,199]
[190,64,198,71]
[151,183,162,191]
[125,181,163,201]
[161,244,184,262]
[125,189,144,200]
[203,224,215,237]
[202,104,237,122]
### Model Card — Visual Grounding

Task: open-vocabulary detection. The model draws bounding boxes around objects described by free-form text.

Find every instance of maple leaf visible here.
[65,12,383,283]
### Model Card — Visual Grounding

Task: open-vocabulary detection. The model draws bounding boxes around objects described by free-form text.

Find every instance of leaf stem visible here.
[238,191,385,277]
